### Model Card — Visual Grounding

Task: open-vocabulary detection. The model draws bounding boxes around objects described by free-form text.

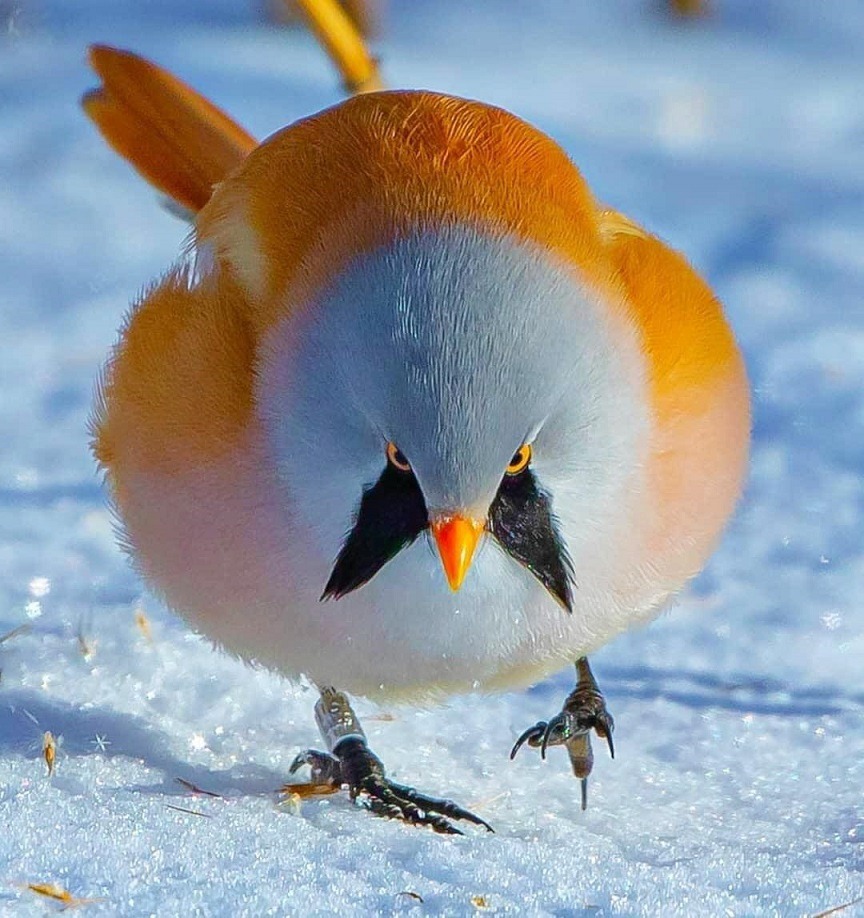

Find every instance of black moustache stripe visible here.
[321,464,428,600]
[487,470,575,612]
[322,463,574,611]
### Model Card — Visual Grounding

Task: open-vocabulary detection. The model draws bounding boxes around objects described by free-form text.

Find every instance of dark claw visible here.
[289,749,343,785]
[605,731,615,760]
[363,779,465,835]
[580,703,615,761]
[334,737,491,834]
[540,723,552,759]
[540,713,569,759]
[356,775,490,835]
[509,722,546,759]
[388,782,494,833]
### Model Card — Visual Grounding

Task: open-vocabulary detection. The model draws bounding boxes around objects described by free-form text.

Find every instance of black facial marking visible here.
[322,465,428,600]
[488,469,575,612]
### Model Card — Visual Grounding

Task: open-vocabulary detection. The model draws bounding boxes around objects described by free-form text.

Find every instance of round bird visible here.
[86,48,749,833]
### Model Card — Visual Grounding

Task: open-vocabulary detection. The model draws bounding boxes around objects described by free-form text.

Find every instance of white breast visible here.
[246,225,656,698]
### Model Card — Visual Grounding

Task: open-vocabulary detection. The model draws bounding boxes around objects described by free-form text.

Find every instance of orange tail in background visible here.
[83,45,257,216]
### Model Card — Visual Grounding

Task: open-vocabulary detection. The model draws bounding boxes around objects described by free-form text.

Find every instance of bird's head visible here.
[256,223,648,613]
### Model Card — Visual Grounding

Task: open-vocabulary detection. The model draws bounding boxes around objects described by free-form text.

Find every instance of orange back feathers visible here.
[197,91,609,322]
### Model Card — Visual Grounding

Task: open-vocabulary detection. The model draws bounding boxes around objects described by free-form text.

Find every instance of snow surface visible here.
[1,1,863,914]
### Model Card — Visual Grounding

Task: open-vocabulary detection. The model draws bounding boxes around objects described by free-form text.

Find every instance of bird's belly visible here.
[298,537,586,698]
[113,446,660,700]
[111,368,752,702]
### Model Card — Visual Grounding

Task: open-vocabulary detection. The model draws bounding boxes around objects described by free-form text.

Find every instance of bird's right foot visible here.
[288,688,493,835]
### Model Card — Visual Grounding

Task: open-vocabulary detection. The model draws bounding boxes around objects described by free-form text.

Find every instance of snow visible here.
[1,0,863,914]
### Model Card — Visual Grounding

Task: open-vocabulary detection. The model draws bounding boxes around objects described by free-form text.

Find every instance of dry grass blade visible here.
[76,619,95,660]
[0,623,31,644]
[811,897,864,918]
[466,790,509,812]
[165,804,212,818]
[134,608,152,643]
[42,732,57,777]
[175,777,223,798]
[26,882,103,908]
[669,0,708,16]
[279,781,341,799]
[293,0,384,93]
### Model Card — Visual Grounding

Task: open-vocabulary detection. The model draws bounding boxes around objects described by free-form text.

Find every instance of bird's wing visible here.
[82,45,257,217]
[597,207,749,586]
[597,206,743,413]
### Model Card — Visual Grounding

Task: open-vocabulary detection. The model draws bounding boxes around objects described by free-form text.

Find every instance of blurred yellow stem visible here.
[293,0,384,93]
[669,0,708,17]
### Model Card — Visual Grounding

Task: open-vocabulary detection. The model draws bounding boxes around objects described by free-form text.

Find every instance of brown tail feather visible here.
[83,45,257,215]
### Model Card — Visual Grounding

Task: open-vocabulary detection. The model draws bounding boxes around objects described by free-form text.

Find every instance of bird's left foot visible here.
[510,657,614,810]
[289,740,491,834]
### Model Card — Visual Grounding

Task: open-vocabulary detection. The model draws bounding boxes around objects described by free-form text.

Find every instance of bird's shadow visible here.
[528,663,864,718]
[0,688,288,798]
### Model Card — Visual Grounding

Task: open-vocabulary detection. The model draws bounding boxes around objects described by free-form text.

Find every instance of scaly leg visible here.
[510,657,614,810]
[289,687,493,835]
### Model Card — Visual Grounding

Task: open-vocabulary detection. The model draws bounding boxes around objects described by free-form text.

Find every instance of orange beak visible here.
[430,515,485,591]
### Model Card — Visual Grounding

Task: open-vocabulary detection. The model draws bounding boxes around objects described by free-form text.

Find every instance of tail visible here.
[83,45,257,217]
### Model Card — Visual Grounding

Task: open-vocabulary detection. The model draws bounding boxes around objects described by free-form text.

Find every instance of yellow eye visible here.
[386,441,412,472]
[506,443,532,475]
